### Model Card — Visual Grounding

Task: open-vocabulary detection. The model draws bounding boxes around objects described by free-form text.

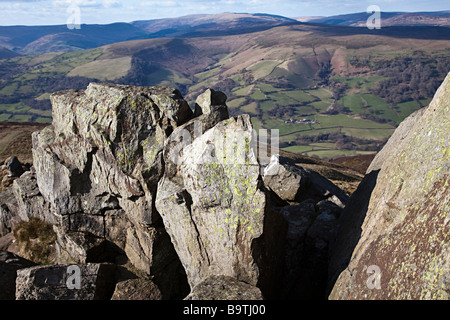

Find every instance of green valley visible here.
[0,16,449,159]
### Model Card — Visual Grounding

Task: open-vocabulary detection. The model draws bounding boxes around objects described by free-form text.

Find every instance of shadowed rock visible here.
[0,251,36,300]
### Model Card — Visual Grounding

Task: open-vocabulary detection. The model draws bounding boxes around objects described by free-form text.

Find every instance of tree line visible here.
[367,55,450,105]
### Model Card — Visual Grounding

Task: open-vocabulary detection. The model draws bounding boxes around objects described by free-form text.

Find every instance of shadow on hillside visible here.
[306,23,450,41]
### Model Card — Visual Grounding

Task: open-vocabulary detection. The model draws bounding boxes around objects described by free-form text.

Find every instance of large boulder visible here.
[112,278,163,300]
[29,83,193,297]
[193,88,229,127]
[185,275,264,300]
[15,263,116,300]
[156,114,287,298]
[263,154,349,207]
[328,72,450,300]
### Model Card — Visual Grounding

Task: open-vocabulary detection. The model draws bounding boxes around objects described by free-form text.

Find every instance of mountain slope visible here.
[308,11,450,27]
[0,47,20,59]
[132,12,299,37]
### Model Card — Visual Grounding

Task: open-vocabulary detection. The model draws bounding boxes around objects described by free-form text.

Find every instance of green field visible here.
[248,60,280,79]
[67,56,132,81]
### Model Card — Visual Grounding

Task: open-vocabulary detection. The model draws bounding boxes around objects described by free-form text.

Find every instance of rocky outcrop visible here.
[0,156,29,193]
[263,155,348,207]
[0,82,351,300]
[328,72,450,300]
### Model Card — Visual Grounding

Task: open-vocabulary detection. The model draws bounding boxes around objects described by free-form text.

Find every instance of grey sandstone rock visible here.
[156,114,287,298]
[193,88,229,122]
[15,263,116,300]
[185,275,264,300]
[112,278,162,300]
[263,155,348,207]
[26,83,194,298]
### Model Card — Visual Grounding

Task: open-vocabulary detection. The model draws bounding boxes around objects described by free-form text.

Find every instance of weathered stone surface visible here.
[29,84,193,281]
[12,169,54,224]
[156,114,287,298]
[0,169,54,240]
[0,189,17,237]
[329,72,450,300]
[185,275,264,300]
[15,263,116,300]
[263,155,349,207]
[112,278,162,300]
[193,88,229,126]
[33,83,192,218]
[0,233,14,251]
[0,251,36,300]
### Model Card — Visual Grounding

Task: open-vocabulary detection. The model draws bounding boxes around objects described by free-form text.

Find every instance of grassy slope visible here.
[0,23,449,159]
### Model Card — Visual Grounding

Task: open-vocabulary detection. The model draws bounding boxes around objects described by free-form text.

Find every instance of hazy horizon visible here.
[0,0,448,27]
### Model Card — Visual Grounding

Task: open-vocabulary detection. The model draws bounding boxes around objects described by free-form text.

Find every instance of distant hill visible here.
[0,46,20,59]
[0,13,299,56]
[1,12,450,160]
[0,23,151,55]
[132,12,299,37]
[1,11,449,56]
[1,18,449,159]
[307,11,450,27]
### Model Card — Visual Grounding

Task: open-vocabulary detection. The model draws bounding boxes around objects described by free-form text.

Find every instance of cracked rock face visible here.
[156,115,285,293]
[30,83,193,297]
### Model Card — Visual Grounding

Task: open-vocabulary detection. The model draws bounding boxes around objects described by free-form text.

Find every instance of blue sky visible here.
[0,0,449,26]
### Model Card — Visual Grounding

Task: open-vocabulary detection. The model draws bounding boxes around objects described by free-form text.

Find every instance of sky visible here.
[0,0,449,26]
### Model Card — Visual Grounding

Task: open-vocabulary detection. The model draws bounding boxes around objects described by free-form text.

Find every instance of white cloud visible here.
[102,0,120,8]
